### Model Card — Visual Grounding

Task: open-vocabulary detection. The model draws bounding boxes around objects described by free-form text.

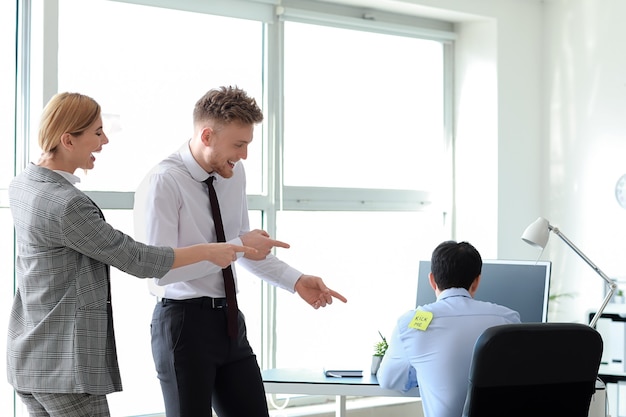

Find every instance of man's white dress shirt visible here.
[134,141,302,300]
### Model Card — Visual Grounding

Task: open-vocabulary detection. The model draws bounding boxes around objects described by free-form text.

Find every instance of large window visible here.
[9,0,453,415]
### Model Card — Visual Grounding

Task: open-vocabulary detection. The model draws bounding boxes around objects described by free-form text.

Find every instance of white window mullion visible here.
[261,14,284,372]
[282,186,434,212]
[15,0,33,175]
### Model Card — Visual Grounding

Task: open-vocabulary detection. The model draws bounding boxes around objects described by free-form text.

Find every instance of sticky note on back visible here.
[408,310,433,331]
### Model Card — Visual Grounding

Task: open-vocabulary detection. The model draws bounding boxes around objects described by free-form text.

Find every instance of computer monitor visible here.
[416,259,552,323]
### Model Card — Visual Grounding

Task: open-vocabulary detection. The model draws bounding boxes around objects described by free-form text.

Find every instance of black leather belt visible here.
[161,297,228,309]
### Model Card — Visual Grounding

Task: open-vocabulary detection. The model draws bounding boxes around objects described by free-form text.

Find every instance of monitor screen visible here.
[416,259,551,323]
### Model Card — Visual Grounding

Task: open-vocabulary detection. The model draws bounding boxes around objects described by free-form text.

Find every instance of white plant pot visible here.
[371,355,383,374]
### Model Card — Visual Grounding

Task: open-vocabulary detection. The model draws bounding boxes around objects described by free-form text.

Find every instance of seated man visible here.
[377,240,520,417]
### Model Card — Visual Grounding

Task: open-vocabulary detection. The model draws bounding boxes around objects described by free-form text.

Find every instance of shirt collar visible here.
[437,287,472,301]
[179,139,219,183]
[53,170,81,185]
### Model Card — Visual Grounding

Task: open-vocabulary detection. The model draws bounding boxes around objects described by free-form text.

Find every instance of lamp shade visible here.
[521,217,550,249]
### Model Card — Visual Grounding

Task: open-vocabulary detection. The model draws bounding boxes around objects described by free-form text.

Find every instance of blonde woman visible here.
[7,92,254,417]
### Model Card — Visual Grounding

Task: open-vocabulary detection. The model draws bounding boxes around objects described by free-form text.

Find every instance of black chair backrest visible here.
[462,322,603,417]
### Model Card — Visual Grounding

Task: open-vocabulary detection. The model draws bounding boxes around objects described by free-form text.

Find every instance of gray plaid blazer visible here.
[7,164,175,395]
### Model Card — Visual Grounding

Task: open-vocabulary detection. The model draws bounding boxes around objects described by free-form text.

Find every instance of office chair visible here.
[462,322,603,417]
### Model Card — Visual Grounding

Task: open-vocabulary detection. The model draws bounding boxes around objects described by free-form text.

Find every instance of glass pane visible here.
[283,21,445,191]
[233,210,264,357]
[104,208,263,416]
[0,0,16,190]
[36,0,265,194]
[103,210,165,416]
[274,211,446,370]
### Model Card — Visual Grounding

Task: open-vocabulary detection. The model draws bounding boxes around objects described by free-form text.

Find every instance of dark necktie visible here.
[204,176,239,339]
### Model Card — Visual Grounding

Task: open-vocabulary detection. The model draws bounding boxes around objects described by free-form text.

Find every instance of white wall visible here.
[542,0,626,322]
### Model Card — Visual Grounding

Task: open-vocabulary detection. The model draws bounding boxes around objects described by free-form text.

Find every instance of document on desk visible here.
[324,369,363,378]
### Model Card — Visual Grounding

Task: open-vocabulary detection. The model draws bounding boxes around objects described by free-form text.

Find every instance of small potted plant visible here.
[371,331,388,374]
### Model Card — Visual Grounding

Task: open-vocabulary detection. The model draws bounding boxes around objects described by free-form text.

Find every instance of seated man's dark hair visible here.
[430,241,482,290]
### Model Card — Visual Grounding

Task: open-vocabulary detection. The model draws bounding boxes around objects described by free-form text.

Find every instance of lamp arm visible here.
[551,226,618,328]
[591,289,618,329]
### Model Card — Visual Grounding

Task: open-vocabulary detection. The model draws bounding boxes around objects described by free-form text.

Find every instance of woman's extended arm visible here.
[172,243,256,269]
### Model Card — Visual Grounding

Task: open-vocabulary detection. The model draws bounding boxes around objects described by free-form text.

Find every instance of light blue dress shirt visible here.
[377,288,521,417]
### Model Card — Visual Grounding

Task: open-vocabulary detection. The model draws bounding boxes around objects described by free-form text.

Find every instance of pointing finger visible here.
[270,239,291,249]
[329,289,348,303]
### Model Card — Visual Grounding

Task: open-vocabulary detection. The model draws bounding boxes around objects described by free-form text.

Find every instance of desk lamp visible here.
[521,217,617,328]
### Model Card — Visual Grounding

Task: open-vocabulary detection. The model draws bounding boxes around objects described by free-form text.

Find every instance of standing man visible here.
[134,86,347,417]
[376,241,520,417]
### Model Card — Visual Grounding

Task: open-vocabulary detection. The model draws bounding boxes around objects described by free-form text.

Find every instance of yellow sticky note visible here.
[408,310,433,331]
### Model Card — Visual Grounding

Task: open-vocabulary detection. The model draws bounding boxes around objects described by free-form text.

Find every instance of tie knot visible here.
[204,176,215,186]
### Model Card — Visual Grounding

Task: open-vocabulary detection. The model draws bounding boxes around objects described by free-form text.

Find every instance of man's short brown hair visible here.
[193,86,263,128]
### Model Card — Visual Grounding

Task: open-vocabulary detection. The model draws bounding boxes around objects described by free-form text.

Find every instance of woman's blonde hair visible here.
[38,92,101,154]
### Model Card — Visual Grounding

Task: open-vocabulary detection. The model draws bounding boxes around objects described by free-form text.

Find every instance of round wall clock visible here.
[616,174,626,209]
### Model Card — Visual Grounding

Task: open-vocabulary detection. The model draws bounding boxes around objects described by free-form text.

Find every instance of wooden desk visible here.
[262,368,420,417]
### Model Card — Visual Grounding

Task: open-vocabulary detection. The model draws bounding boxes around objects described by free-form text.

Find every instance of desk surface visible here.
[262,368,420,397]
